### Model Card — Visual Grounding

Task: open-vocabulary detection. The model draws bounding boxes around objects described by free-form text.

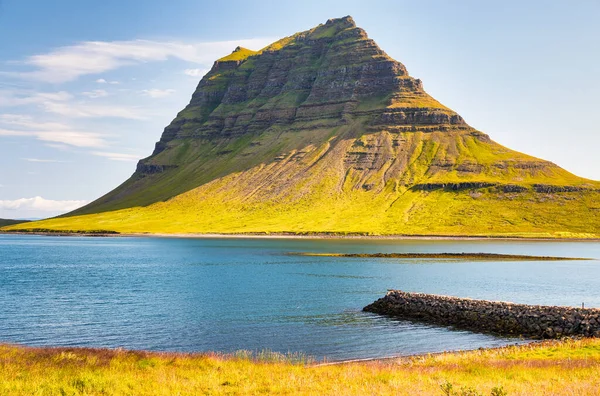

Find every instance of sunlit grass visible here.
[2,339,600,395]
[4,187,599,238]
[217,47,258,62]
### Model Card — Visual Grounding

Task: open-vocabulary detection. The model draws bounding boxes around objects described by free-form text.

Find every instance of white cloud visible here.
[42,101,144,119]
[142,88,175,98]
[0,89,143,119]
[11,38,272,83]
[0,90,73,107]
[22,158,68,163]
[81,89,108,98]
[96,78,107,83]
[45,143,70,150]
[0,114,107,148]
[184,68,208,77]
[109,80,120,85]
[0,196,88,212]
[0,128,106,148]
[92,151,142,162]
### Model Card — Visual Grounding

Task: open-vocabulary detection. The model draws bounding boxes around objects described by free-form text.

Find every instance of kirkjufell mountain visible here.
[6,16,600,237]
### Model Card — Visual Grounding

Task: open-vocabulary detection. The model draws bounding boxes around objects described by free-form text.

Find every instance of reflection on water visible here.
[0,235,598,360]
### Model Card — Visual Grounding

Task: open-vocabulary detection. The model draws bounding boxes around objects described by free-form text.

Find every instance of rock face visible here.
[364,290,600,339]
[10,16,599,236]
[150,16,465,153]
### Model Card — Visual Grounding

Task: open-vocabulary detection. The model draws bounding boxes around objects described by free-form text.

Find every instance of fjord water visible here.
[1,235,599,361]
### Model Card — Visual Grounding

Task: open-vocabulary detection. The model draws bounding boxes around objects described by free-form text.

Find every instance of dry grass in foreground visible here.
[1,339,600,395]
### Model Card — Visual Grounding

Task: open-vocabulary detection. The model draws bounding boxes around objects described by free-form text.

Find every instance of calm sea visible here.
[1,234,599,360]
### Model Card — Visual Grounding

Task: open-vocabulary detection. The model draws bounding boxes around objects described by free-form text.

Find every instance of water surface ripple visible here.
[1,235,599,360]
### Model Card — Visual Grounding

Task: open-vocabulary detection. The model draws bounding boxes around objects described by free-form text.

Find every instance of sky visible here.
[0,0,598,219]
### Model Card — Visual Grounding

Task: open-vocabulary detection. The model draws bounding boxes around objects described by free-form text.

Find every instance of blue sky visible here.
[1,0,599,218]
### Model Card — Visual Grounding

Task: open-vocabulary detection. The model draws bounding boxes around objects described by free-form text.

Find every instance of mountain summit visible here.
[7,16,600,237]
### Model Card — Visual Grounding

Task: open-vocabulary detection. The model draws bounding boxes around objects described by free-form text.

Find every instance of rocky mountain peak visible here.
[325,15,356,28]
[143,16,469,160]
[59,16,598,239]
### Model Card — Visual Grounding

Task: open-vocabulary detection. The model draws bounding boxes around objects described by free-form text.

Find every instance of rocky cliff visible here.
[5,16,600,236]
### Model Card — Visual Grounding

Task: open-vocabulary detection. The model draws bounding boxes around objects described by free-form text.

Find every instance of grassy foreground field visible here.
[2,339,600,395]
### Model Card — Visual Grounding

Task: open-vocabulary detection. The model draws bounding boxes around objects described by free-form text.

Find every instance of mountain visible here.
[4,16,600,237]
[0,219,31,227]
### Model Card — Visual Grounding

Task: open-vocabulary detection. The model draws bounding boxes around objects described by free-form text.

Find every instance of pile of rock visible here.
[363,290,600,338]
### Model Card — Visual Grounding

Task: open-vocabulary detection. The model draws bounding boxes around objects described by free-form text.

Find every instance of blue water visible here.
[1,235,599,360]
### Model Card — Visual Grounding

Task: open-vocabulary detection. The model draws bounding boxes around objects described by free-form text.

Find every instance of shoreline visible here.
[314,341,536,365]
[295,252,591,260]
[0,338,538,365]
[2,230,600,242]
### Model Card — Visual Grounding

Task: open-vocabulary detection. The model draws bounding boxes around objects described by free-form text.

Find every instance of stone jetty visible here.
[364,290,600,338]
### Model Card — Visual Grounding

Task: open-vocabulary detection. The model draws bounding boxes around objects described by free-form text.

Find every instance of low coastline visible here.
[2,230,600,242]
[295,252,590,260]
[1,338,536,365]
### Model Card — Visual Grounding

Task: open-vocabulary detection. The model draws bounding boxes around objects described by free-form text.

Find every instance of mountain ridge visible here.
[4,16,599,237]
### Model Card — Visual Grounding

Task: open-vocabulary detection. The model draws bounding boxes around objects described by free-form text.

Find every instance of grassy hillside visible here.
[4,127,599,237]
[2,339,600,395]
[0,219,30,227]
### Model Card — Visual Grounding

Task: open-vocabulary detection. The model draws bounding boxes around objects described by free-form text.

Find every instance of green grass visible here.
[0,219,30,227]
[2,339,600,395]
[217,47,258,62]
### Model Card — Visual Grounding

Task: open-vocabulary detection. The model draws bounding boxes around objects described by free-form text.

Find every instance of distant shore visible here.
[2,230,600,242]
[295,252,590,260]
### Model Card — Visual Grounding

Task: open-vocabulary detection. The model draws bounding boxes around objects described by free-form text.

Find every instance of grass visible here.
[217,47,258,62]
[0,219,29,227]
[2,339,600,395]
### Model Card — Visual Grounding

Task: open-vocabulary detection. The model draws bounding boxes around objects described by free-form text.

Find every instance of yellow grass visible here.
[2,339,600,395]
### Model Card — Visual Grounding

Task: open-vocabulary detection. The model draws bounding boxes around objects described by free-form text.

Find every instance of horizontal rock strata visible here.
[364,290,600,339]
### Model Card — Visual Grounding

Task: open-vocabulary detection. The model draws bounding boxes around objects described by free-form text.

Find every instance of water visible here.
[1,234,599,361]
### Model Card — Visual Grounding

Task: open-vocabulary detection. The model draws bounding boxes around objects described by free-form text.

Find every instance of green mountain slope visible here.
[0,219,30,227]
[5,16,600,237]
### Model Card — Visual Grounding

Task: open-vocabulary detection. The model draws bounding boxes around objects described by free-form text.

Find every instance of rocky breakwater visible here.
[364,290,600,339]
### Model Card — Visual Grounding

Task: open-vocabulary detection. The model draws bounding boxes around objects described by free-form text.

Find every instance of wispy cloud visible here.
[96,79,119,85]
[9,38,272,83]
[92,151,143,162]
[22,158,68,163]
[0,114,107,148]
[0,196,87,212]
[0,90,73,107]
[142,88,175,98]
[0,89,144,119]
[81,89,108,98]
[45,143,71,150]
[184,68,208,77]
[41,100,144,119]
